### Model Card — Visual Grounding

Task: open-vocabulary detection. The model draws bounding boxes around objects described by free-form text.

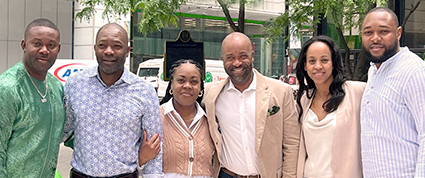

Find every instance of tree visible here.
[400,0,423,29]
[73,0,254,34]
[265,0,423,81]
[265,0,385,81]
[74,0,183,35]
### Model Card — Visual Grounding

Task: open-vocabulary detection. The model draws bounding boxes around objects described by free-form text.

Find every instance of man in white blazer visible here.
[202,32,300,178]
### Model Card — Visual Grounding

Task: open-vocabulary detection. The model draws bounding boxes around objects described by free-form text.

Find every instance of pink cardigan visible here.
[296,81,366,178]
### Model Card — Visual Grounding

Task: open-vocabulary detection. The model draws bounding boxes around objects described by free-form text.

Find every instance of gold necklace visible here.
[25,69,48,103]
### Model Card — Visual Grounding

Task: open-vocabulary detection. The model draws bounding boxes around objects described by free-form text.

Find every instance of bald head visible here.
[96,23,128,44]
[222,32,253,54]
[221,32,255,91]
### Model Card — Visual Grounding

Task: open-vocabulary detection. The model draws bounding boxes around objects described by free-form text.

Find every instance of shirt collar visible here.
[86,66,136,86]
[163,98,206,127]
[371,47,408,71]
[225,70,257,92]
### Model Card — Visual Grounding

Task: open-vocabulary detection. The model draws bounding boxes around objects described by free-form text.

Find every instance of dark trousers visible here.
[218,168,261,178]
[70,168,138,178]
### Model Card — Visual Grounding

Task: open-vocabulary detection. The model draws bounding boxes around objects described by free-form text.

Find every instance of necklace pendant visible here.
[41,98,47,103]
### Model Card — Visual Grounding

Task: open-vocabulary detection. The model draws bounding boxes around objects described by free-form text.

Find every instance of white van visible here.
[136,59,163,90]
[156,59,228,98]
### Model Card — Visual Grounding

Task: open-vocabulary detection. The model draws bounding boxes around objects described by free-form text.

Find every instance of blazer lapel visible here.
[300,93,314,123]
[254,71,271,153]
[204,79,228,118]
[203,79,228,163]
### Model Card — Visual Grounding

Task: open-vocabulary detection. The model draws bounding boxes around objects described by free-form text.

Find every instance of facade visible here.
[1,1,424,75]
[132,0,287,76]
[401,0,425,50]
[0,0,73,74]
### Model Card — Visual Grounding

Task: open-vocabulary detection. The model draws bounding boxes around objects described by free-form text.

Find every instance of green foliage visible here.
[138,0,183,34]
[74,0,260,34]
[74,0,185,35]
[264,0,387,43]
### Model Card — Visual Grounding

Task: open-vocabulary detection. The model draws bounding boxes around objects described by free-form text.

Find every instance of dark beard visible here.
[363,42,399,64]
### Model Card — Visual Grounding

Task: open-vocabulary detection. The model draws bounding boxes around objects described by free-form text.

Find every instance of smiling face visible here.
[94,24,130,78]
[304,41,334,88]
[221,32,254,91]
[361,11,401,65]
[22,26,60,79]
[171,63,202,108]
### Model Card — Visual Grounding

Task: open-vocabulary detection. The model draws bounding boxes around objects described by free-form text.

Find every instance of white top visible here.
[215,72,259,175]
[163,98,206,130]
[162,99,210,178]
[303,109,336,178]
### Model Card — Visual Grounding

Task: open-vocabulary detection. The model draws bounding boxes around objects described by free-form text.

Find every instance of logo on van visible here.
[54,63,89,82]
[205,72,212,82]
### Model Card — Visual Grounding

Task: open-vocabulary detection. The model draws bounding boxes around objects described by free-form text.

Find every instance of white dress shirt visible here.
[215,72,259,175]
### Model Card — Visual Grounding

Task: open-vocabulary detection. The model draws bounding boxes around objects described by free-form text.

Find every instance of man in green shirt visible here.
[0,18,65,178]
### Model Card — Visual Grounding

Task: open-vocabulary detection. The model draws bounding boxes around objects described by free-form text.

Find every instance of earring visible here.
[169,89,173,95]
[198,90,203,97]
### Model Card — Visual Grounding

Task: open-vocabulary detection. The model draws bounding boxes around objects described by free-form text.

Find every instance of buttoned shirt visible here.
[361,47,425,177]
[62,66,163,177]
[215,72,259,175]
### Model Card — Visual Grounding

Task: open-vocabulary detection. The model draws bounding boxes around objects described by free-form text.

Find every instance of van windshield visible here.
[138,68,159,77]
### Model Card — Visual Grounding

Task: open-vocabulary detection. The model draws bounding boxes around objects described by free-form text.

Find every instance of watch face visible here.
[180,30,190,42]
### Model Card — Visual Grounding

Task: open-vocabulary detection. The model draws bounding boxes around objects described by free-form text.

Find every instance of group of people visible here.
[0,6,424,178]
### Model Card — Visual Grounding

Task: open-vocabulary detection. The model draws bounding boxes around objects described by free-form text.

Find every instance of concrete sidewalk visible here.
[57,143,73,178]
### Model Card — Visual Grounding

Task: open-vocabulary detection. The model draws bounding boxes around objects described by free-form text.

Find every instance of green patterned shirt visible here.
[0,62,65,178]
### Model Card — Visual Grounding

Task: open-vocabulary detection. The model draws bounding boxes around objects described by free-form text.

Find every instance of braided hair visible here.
[160,59,205,105]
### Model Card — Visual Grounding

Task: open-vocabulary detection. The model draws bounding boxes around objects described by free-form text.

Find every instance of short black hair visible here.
[24,18,60,41]
[364,7,399,26]
[96,23,128,44]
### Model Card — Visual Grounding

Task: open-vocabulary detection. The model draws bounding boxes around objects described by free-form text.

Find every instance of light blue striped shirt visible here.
[361,47,425,177]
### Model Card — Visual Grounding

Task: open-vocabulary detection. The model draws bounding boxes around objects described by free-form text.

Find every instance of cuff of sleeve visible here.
[138,164,145,170]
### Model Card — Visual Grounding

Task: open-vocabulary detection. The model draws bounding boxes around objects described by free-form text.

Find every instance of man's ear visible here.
[126,46,130,57]
[396,26,402,41]
[21,39,26,52]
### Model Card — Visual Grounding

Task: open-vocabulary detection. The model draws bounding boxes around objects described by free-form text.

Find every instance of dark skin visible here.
[21,26,61,81]
[94,23,129,86]
[170,63,202,128]
[138,130,160,166]
[94,23,160,166]
[221,32,254,92]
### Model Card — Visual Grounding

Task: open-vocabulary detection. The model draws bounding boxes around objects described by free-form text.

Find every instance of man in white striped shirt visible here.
[360,7,425,177]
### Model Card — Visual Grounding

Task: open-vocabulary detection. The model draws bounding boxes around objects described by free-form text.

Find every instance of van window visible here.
[138,68,159,77]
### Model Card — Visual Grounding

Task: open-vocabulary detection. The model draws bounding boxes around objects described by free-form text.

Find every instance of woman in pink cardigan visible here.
[159,59,215,178]
[295,36,365,178]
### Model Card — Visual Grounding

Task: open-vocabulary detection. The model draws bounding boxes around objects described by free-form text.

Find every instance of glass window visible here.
[138,68,159,77]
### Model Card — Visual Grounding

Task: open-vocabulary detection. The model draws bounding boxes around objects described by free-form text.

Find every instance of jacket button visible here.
[189,157,194,162]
